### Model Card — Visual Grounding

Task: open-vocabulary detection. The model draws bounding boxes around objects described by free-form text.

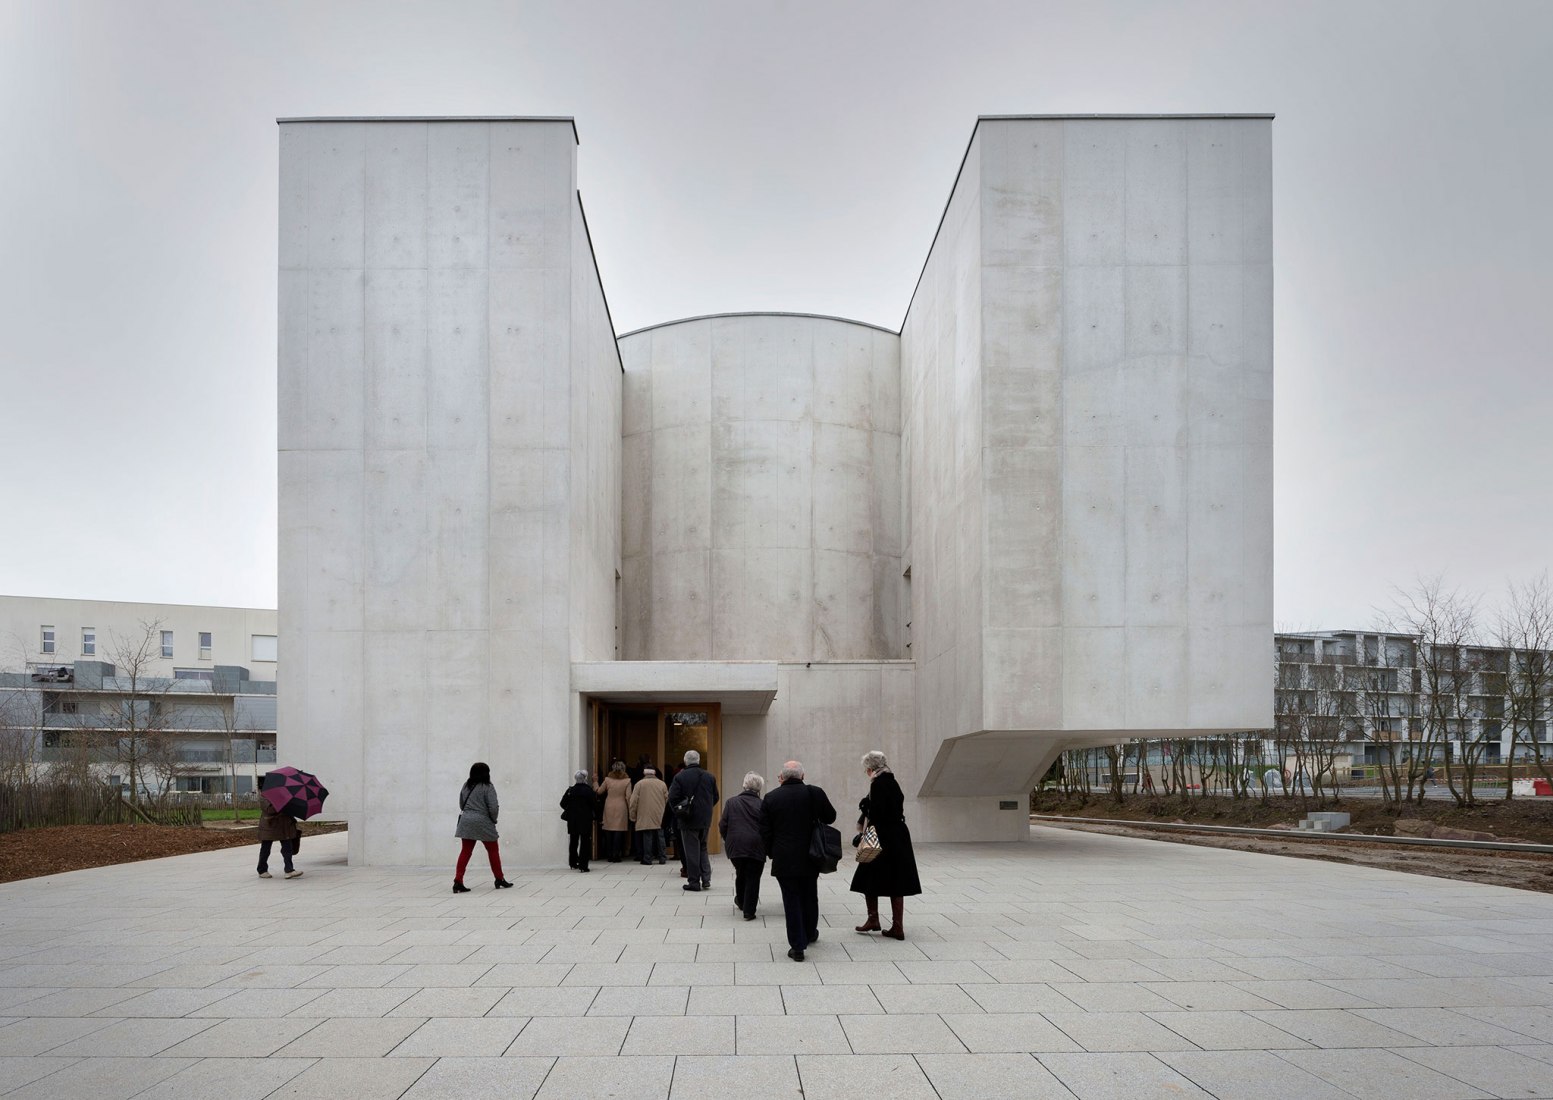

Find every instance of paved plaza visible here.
[2,827,1553,1099]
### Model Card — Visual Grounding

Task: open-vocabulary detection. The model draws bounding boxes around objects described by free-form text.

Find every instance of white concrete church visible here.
[277,114,1274,866]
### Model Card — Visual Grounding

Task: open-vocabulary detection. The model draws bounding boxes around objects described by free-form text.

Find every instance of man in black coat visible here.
[559,770,596,873]
[759,760,837,961]
[667,750,719,891]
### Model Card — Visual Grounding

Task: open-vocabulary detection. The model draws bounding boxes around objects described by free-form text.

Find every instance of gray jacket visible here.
[455,783,500,842]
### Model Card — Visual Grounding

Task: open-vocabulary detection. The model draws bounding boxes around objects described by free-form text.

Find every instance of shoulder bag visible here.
[807,786,843,874]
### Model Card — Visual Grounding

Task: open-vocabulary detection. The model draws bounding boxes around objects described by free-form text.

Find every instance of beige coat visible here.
[596,776,632,832]
[628,776,669,829]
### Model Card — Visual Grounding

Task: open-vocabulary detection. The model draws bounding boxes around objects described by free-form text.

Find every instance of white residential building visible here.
[0,596,279,796]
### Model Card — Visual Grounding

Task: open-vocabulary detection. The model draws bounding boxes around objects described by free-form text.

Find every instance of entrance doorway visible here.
[589,702,724,854]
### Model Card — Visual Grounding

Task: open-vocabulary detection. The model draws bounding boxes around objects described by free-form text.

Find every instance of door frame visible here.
[589,700,724,854]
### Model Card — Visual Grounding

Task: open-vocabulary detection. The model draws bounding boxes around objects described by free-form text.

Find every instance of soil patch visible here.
[0,822,346,884]
[1031,790,1553,844]
[1032,790,1553,894]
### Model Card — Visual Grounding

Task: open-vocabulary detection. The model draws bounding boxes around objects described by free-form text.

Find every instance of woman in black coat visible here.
[718,771,768,920]
[559,769,596,873]
[849,750,921,940]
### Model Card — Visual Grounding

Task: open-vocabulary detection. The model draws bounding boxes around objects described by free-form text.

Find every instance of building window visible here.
[199,632,212,660]
[251,634,277,663]
[161,630,174,659]
[41,626,55,654]
[82,628,95,656]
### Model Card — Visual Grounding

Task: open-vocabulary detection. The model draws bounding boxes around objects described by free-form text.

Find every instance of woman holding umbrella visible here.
[257,765,330,880]
[454,762,514,893]
[256,798,301,879]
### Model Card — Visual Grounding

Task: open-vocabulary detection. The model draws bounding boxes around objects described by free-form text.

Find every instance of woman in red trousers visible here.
[453,762,513,893]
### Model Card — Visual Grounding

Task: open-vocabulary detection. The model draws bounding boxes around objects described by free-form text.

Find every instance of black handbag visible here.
[807,787,842,873]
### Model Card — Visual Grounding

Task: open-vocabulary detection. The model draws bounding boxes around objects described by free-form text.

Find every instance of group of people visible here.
[558,750,720,886]
[452,749,922,962]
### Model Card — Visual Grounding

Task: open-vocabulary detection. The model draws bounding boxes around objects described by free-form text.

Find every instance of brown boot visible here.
[882,896,905,940]
[855,895,881,933]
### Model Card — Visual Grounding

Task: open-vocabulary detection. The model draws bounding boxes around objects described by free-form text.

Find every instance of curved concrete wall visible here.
[619,315,902,661]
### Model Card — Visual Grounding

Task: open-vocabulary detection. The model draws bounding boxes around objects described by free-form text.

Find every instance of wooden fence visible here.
[0,783,203,833]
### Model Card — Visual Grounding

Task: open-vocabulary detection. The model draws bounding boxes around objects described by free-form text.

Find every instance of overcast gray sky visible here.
[1,0,1549,629]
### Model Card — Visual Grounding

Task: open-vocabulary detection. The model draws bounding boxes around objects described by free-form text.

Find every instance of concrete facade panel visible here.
[428,448,489,631]
[1185,119,1245,266]
[426,268,490,451]
[1123,121,1186,266]
[364,450,429,632]
[1060,445,1125,626]
[1061,121,1126,267]
[426,123,488,269]
[365,269,429,451]
[1123,446,1187,627]
[1125,625,1188,729]
[1124,265,1188,357]
[364,122,428,270]
[304,450,366,632]
[620,314,900,663]
[304,269,366,451]
[1063,627,1127,730]
[276,269,308,452]
[306,122,367,269]
[1063,265,1125,373]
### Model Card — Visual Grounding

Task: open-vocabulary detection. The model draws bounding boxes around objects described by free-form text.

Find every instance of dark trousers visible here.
[455,839,503,883]
[732,857,764,916]
[568,830,591,870]
[603,830,627,862]
[681,826,711,885]
[639,827,665,863]
[257,839,295,874]
[777,874,820,951]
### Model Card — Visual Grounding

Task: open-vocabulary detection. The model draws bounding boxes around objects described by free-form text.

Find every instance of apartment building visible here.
[0,596,279,796]
[1275,630,1552,766]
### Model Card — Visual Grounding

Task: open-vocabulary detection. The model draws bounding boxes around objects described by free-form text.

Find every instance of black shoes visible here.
[787,947,805,961]
[682,883,702,892]
[743,913,757,921]
[452,882,471,893]
[494,879,514,889]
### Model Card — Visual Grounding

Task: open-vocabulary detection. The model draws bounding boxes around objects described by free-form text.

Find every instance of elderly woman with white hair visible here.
[559,769,597,873]
[718,771,768,920]
[850,750,921,939]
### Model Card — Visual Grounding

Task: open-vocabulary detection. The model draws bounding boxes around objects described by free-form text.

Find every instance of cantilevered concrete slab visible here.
[571,661,777,714]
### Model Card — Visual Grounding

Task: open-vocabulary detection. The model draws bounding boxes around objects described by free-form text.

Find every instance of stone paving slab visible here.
[3,824,1553,1097]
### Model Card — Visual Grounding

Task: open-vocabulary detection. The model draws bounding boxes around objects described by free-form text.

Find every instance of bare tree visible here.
[1102,743,1126,803]
[1500,573,1553,792]
[1391,577,1481,807]
[99,620,179,808]
[1351,633,1414,804]
[217,701,257,822]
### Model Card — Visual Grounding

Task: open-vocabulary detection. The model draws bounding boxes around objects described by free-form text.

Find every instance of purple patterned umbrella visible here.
[260,766,329,820]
